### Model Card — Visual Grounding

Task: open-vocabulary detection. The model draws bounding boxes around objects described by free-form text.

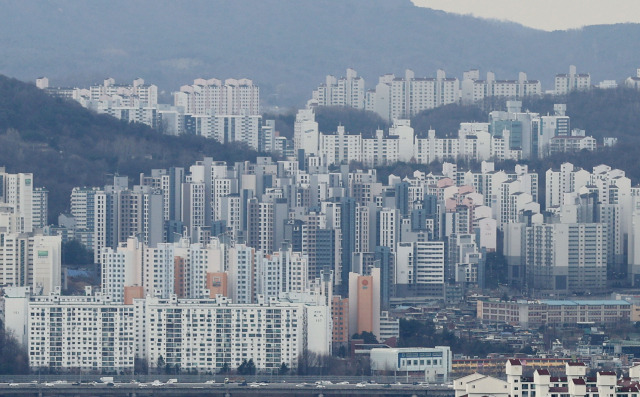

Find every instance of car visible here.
[9,383,19,387]
[249,383,260,388]
[316,384,326,388]
[151,380,163,386]
[337,381,349,385]
[384,384,391,388]
[72,382,81,386]
[356,382,367,387]
[138,383,149,387]
[205,380,216,384]
[44,382,55,387]
[295,383,305,387]
[240,381,248,386]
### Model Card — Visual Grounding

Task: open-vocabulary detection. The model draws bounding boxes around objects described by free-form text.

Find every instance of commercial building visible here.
[370,346,452,382]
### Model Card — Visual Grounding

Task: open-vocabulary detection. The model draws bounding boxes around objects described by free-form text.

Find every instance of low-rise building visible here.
[455,360,640,397]
[370,346,452,382]
[477,299,632,327]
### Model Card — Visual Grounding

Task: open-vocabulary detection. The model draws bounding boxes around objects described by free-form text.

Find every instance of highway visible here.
[0,380,455,396]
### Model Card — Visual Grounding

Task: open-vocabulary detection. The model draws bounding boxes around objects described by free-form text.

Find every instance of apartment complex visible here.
[5,289,331,373]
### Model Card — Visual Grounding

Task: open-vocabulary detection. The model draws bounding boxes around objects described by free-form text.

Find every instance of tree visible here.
[246,359,256,375]
[218,362,231,375]
[0,319,29,375]
[134,357,148,375]
[278,362,289,375]
[62,240,95,266]
[237,359,256,375]
[352,331,378,344]
[156,355,165,373]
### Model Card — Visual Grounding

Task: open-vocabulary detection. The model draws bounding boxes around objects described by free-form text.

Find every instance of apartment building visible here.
[16,292,331,373]
[174,78,260,116]
[555,65,591,95]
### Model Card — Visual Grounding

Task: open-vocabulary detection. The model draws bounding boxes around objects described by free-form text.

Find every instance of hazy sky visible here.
[412,0,640,31]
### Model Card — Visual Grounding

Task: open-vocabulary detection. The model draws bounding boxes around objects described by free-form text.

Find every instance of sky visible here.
[411,0,640,31]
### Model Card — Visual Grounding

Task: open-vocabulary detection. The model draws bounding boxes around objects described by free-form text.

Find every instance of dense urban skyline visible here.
[2,2,640,393]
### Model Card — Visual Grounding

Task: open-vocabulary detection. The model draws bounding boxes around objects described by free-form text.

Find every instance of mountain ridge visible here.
[0,0,638,106]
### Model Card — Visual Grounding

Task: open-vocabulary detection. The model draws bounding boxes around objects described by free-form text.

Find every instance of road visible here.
[0,381,455,396]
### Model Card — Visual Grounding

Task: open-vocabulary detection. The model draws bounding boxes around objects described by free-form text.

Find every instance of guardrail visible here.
[0,374,435,384]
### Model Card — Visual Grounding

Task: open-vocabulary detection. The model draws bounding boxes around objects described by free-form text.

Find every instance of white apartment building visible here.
[293,108,320,156]
[0,169,34,233]
[461,70,541,104]
[28,292,136,373]
[32,187,48,230]
[0,232,61,295]
[98,105,159,129]
[319,126,363,165]
[31,235,61,296]
[174,78,260,115]
[366,69,459,121]
[228,244,256,304]
[311,68,365,109]
[555,65,591,95]
[100,237,144,303]
[143,294,330,373]
[93,181,164,264]
[255,248,308,299]
[525,221,607,294]
[625,68,640,89]
[12,290,331,373]
[143,243,175,299]
[89,78,158,107]
[395,241,445,285]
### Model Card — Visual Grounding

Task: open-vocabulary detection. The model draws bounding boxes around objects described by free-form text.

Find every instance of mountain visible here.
[0,0,639,106]
[0,75,258,222]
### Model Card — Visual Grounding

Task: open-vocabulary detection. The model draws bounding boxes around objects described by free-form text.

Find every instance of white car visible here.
[337,381,349,385]
[205,380,216,384]
[356,382,367,387]
[9,383,19,387]
[138,383,149,387]
[151,380,163,386]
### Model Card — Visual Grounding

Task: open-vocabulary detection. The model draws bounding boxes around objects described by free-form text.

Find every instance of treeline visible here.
[0,75,260,222]
[0,319,29,374]
[399,319,515,357]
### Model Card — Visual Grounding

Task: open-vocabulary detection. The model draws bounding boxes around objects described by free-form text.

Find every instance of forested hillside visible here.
[0,75,258,222]
[1,1,640,105]
[378,88,640,192]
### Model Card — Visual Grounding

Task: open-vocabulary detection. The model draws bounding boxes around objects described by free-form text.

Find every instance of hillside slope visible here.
[0,0,639,106]
[0,75,258,222]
